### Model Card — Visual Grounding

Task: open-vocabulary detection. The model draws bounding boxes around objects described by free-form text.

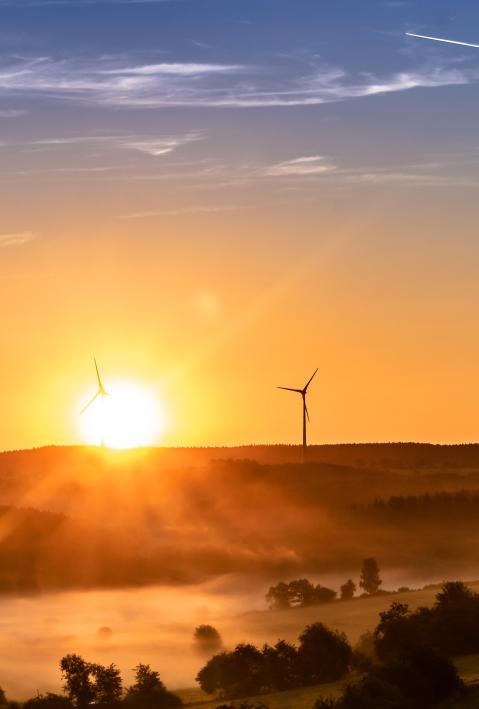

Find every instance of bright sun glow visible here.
[79,380,166,449]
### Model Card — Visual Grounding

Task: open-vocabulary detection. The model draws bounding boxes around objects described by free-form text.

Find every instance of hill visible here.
[0,445,479,591]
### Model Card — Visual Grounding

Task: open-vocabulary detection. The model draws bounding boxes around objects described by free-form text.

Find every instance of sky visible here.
[2,0,479,448]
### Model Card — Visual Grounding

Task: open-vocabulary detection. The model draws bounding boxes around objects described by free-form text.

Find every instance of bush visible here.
[340,580,356,601]
[261,640,300,691]
[377,645,463,708]
[298,623,352,684]
[375,582,479,660]
[193,625,223,654]
[196,644,264,698]
[23,695,73,709]
[338,676,405,709]
[125,664,182,709]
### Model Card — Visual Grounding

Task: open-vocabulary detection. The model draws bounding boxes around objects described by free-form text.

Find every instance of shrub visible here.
[193,625,223,654]
[125,664,182,709]
[298,623,352,684]
[23,696,72,709]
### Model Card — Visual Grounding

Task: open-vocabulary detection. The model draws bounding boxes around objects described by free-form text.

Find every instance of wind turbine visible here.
[81,358,109,414]
[278,368,318,459]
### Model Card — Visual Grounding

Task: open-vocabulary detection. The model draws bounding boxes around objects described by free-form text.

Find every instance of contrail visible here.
[406,32,479,49]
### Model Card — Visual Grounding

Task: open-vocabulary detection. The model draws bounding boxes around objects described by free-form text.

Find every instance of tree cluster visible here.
[374,581,479,659]
[23,656,181,709]
[315,581,479,708]
[266,558,381,610]
[314,645,462,709]
[265,580,337,610]
[196,623,352,699]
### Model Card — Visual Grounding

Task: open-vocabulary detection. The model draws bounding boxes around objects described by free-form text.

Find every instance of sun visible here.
[78,379,166,449]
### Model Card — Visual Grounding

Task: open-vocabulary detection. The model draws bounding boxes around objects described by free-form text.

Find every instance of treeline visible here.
[315,580,479,708]
[196,623,353,698]
[353,490,479,524]
[18,656,181,709]
[198,582,479,708]
[266,558,382,609]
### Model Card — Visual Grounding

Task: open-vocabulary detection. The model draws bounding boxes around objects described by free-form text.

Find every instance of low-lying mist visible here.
[0,444,479,697]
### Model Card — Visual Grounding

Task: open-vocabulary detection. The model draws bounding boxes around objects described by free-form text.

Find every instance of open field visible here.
[0,580,477,699]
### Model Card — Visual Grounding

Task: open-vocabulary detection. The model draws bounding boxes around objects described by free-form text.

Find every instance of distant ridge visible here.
[2,442,479,469]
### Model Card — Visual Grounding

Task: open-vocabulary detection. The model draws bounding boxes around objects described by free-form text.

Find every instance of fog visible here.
[0,582,257,699]
[0,445,478,698]
[0,571,467,699]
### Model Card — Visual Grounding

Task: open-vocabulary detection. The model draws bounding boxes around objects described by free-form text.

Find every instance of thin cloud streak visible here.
[0,232,36,247]
[0,55,473,109]
[118,205,241,219]
[24,131,204,156]
[264,156,337,177]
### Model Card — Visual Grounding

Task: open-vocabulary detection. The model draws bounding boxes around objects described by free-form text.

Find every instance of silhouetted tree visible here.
[377,645,463,708]
[125,664,181,709]
[266,579,336,609]
[333,676,404,709]
[60,655,122,707]
[359,558,382,595]
[193,625,223,653]
[298,623,352,684]
[60,655,96,707]
[287,579,317,607]
[314,585,337,604]
[340,580,356,600]
[429,581,479,656]
[265,582,290,610]
[196,644,264,698]
[90,663,122,705]
[374,602,433,661]
[435,580,475,607]
[261,641,300,691]
[315,646,462,709]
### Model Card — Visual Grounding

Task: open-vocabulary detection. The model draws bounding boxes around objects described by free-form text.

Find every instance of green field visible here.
[176,584,479,709]
[201,581,479,656]
[177,680,345,709]
[178,657,479,709]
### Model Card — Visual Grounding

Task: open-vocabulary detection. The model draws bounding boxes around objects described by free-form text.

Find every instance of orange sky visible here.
[2,0,479,449]
[2,184,479,450]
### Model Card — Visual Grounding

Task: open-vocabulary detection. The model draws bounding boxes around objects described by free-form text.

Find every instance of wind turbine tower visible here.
[278,368,318,459]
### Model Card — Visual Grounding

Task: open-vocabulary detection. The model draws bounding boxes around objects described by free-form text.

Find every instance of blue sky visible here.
[1,0,479,174]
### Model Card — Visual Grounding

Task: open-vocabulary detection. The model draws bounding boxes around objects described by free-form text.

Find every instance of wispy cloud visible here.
[27,131,203,156]
[263,156,337,177]
[118,204,241,219]
[0,232,36,247]
[122,131,202,156]
[0,109,28,117]
[0,54,473,110]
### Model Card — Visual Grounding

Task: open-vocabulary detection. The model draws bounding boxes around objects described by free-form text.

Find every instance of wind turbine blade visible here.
[303,368,318,392]
[94,358,104,391]
[80,391,101,415]
[277,387,303,393]
[305,402,310,422]
[405,32,479,48]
